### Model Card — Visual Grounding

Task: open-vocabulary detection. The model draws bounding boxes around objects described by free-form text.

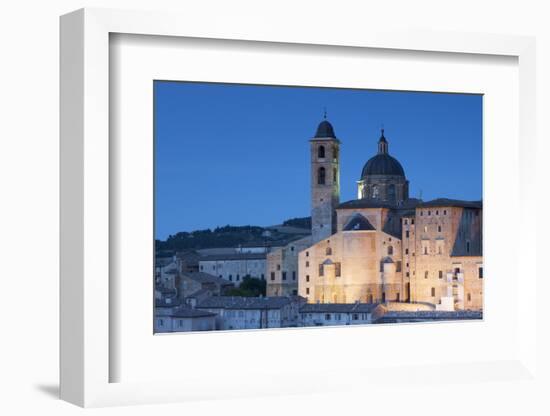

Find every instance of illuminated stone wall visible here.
[266,236,311,296]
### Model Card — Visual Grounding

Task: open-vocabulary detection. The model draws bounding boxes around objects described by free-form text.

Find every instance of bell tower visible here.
[310,115,340,243]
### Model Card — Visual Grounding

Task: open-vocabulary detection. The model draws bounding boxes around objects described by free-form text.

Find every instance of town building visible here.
[299,119,482,311]
[266,236,311,297]
[195,296,305,330]
[155,304,217,333]
[298,303,377,326]
[198,252,266,285]
[178,271,234,299]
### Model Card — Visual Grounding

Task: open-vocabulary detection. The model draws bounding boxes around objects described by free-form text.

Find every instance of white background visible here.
[1,1,549,415]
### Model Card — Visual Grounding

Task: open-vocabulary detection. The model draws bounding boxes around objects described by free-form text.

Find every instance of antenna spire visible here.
[323,107,327,120]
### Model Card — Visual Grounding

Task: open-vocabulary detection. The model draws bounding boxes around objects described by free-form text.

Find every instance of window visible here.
[420,211,423,216]
[404,219,408,225]
[387,245,393,255]
[270,272,275,281]
[438,245,442,255]
[411,219,415,225]
[396,293,400,302]
[372,185,379,198]
[405,230,410,238]
[236,274,240,281]
[261,273,264,279]
[179,320,183,327]
[333,168,337,183]
[466,241,470,253]
[428,210,431,216]
[438,225,442,232]
[424,246,428,255]
[467,293,472,302]
[318,264,324,276]
[396,261,402,272]
[325,314,331,320]
[406,262,409,267]
[353,314,359,320]
[436,210,439,215]
[306,251,309,257]
[306,261,309,267]
[282,271,287,280]
[479,267,483,279]
[277,264,281,270]
[443,210,447,215]
[318,145,325,159]
[335,262,341,277]
[318,167,326,185]
[431,287,436,297]
[405,248,409,255]
[424,226,428,233]
[326,247,332,255]
[200,265,203,271]
[439,270,443,279]
[306,275,310,282]
[292,271,296,280]
[229,274,233,281]
[424,271,429,279]
[290,246,294,251]
[159,319,164,326]
[306,287,310,295]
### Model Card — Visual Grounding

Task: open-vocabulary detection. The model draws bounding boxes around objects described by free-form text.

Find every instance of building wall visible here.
[357,174,409,204]
[199,259,266,285]
[406,206,483,310]
[298,212,404,304]
[154,315,216,333]
[299,311,372,326]
[195,306,298,330]
[266,236,311,296]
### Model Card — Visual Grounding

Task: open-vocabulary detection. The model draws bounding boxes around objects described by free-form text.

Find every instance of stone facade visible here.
[266,236,312,297]
[198,253,266,285]
[310,120,340,244]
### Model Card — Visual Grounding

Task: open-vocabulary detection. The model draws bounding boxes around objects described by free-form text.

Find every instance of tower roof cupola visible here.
[361,129,405,178]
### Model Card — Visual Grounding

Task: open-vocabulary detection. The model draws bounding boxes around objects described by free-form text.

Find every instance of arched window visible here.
[326,247,332,255]
[318,145,325,159]
[372,185,379,199]
[333,167,337,183]
[332,146,338,160]
[387,245,393,255]
[318,167,326,185]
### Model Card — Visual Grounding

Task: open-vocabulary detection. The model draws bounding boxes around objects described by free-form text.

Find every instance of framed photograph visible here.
[60,8,537,408]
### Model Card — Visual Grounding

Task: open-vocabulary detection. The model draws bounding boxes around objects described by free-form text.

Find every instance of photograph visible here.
[153,81,483,333]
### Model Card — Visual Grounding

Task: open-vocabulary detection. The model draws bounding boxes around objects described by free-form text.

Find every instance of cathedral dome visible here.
[314,120,337,138]
[361,129,405,178]
[361,153,405,178]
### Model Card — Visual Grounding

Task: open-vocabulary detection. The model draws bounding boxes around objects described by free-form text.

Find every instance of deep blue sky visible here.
[155,81,482,240]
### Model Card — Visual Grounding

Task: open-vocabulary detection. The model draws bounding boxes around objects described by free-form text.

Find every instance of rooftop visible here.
[374,310,482,323]
[182,271,234,286]
[199,252,266,262]
[169,307,217,318]
[300,303,378,313]
[337,198,482,211]
[196,296,299,310]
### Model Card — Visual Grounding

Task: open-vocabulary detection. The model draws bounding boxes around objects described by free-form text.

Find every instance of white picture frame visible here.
[60,7,538,408]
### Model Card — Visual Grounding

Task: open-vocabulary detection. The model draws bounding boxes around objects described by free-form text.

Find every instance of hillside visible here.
[156,217,311,253]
